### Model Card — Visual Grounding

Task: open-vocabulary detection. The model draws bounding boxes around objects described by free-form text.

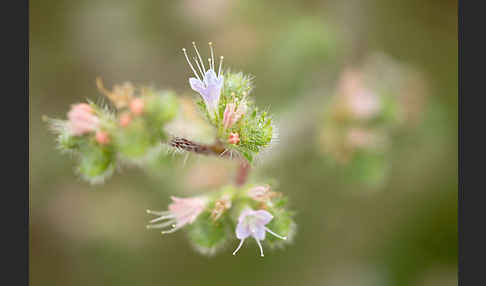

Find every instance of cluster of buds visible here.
[146,184,294,256]
[318,53,427,186]
[46,43,293,257]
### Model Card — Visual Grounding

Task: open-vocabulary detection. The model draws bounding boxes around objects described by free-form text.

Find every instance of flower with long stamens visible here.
[146,196,207,234]
[67,103,100,136]
[183,42,224,119]
[233,209,287,257]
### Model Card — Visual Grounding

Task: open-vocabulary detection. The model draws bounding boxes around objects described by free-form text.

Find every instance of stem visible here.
[168,137,228,157]
[168,136,251,186]
[235,160,250,186]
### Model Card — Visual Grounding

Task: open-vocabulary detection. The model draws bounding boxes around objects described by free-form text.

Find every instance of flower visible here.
[233,209,287,257]
[96,77,134,109]
[119,113,132,127]
[223,100,247,129]
[228,132,240,145]
[183,42,224,118]
[210,194,232,221]
[67,103,100,136]
[95,131,111,145]
[338,69,381,119]
[129,98,145,115]
[146,196,207,234]
[248,185,278,203]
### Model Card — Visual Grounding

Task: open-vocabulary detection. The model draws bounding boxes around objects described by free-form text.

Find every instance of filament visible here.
[255,238,264,257]
[218,56,224,77]
[192,42,206,73]
[232,239,245,255]
[182,48,201,81]
[209,42,215,70]
[264,227,287,240]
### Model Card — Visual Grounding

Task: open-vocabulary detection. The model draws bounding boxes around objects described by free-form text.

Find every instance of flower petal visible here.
[254,210,273,225]
[189,77,205,94]
[236,221,251,239]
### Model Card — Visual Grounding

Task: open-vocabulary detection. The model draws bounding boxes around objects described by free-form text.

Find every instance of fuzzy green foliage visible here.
[194,71,275,163]
[181,183,294,256]
[76,139,116,183]
[186,210,230,255]
[48,89,179,183]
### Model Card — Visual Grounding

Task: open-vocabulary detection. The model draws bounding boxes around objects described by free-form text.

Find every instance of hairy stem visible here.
[235,161,251,186]
[168,137,228,157]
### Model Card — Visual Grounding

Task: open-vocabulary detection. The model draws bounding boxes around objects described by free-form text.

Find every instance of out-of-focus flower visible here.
[338,69,381,120]
[96,77,134,109]
[346,128,377,149]
[146,196,207,234]
[95,131,111,145]
[223,100,247,129]
[210,194,232,221]
[67,103,100,136]
[119,112,132,127]
[129,98,145,115]
[183,42,224,118]
[233,209,286,257]
[228,132,240,145]
[248,185,279,204]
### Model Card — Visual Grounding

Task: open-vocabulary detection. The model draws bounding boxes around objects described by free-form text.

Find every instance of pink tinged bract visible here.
[233,209,287,257]
[67,103,100,136]
[146,196,207,234]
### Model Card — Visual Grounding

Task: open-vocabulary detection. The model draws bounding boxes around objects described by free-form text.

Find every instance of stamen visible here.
[149,214,175,223]
[161,224,180,234]
[232,239,245,256]
[255,238,265,257]
[264,227,287,240]
[182,48,201,81]
[146,209,171,216]
[193,57,204,80]
[146,220,176,229]
[218,56,224,77]
[209,42,215,70]
[208,58,212,71]
[192,42,206,73]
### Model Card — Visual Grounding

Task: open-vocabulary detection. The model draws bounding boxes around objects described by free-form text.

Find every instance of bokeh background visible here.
[29,0,457,285]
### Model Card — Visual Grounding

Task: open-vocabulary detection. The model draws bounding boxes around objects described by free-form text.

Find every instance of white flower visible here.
[233,208,287,257]
[183,42,224,118]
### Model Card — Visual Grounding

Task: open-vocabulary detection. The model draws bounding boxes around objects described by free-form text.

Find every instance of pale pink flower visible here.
[67,103,100,136]
[248,185,278,203]
[95,131,111,145]
[228,132,240,145]
[119,113,132,127]
[233,209,286,257]
[146,196,207,234]
[223,100,247,129]
[129,98,145,115]
[339,69,381,119]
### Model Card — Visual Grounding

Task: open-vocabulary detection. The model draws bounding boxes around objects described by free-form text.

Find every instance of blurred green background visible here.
[29,0,457,285]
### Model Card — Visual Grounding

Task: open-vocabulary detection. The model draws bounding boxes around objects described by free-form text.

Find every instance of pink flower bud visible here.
[67,103,100,136]
[119,113,132,127]
[95,131,111,145]
[223,101,247,129]
[228,132,240,145]
[129,98,144,116]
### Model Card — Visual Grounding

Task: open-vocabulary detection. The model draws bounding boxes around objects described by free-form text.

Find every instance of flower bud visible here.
[228,132,240,145]
[119,113,132,127]
[67,103,100,136]
[95,131,111,145]
[129,98,145,115]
